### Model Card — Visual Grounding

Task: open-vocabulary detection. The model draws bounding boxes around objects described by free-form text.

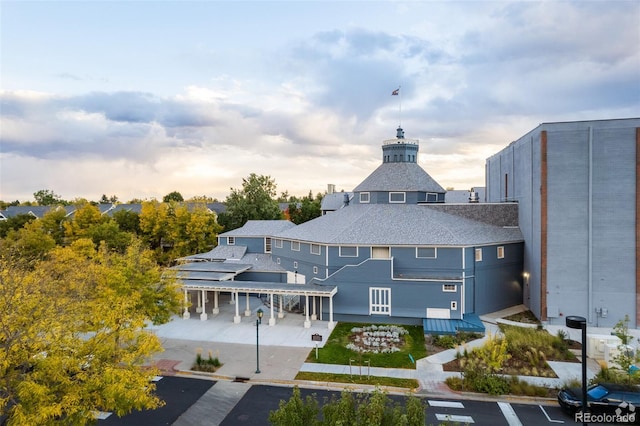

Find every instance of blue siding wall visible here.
[392,247,462,279]
[472,243,524,314]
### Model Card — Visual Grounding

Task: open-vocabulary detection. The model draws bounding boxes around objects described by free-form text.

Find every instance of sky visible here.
[1,1,639,203]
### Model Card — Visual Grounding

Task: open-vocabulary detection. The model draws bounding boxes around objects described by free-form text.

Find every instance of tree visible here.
[33,189,65,206]
[220,174,282,231]
[0,214,36,238]
[288,191,322,225]
[113,209,141,235]
[63,203,105,242]
[0,239,181,425]
[163,191,184,203]
[0,221,57,262]
[268,387,425,426]
[611,314,640,383]
[99,194,118,204]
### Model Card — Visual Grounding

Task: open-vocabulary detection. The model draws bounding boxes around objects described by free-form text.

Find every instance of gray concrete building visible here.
[486,118,640,328]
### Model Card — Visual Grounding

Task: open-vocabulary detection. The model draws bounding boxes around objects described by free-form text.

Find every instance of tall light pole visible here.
[566,315,587,426]
[255,308,263,374]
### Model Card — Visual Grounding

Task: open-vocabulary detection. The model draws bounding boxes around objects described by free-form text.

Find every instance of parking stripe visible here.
[428,400,465,409]
[435,413,475,423]
[498,402,523,426]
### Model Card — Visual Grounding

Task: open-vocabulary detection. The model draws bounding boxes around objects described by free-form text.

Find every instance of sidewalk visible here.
[148,302,603,424]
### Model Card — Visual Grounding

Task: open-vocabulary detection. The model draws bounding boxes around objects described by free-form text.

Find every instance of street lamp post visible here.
[255,308,263,374]
[566,315,587,426]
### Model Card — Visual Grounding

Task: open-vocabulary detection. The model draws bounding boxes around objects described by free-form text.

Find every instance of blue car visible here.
[558,383,639,423]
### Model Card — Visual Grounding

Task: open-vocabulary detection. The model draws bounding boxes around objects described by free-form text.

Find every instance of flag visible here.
[391,88,400,96]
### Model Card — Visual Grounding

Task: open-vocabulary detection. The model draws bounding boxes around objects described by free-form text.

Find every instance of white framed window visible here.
[497,246,505,259]
[275,239,283,249]
[369,287,391,315]
[451,301,458,310]
[360,192,370,203]
[339,246,358,257]
[475,248,482,262]
[389,192,406,203]
[310,244,321,255]
[443,284,456,292]
[416,247,437,259]
[276,258,281,264]
[293,261,298,269]
[313,266,318,274]
[291,241,300,251]
[265,237,272,253]
[228,236,235,245]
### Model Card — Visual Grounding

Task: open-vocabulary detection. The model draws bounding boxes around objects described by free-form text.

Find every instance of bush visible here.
[193,350,222,372]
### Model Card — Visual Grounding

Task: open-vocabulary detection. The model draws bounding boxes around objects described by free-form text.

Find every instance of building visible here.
[178,127,525,334]
[486,118,640,328]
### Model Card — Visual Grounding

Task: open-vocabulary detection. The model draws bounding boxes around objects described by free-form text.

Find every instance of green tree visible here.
[39,207,69,246]
[0,221,57,262]
[33,189,65,206]
[63,203,105,242]
[611,314,640,384]
[220,173,282,231]
[163,191,184,203]
[268,387,425,426]
[288,191,322,225]
[0,239,181,425]
[0,213,36,238]
[113,209,141,235]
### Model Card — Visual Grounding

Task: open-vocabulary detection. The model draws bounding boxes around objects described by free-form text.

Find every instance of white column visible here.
[212,291,219,314]
[320,297,323,321]
[328,295,335,330]
[304,295,311,328]
[311,296,317,320]
[196,290,202,313]
[278,295,284,319]
[182,289,190,319]
[200,290,208,321]
[230,291,235,304]
[233,291,241,323]
[244,292,251,316]
[269,293,276,326]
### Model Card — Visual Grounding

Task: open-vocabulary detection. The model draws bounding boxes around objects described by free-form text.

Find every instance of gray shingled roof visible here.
[220,220,296,237]
[320,192,353,212]
[353,162,446,193]
[177,245,247,261]
[275,204,522,246]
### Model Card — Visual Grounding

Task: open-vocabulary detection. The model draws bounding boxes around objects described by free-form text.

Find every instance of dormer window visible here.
[360,192,370,203]
[389,192,405,203]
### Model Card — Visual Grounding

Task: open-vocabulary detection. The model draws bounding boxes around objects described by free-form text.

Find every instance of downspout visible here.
[461,247,466,315]
[588,127,593,324]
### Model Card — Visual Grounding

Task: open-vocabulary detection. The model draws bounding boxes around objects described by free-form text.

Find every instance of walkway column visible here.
[304,295,311,328]
[244,292,251,316]
[212,291,219,315]
[196,291,202,313]
[328,295,335,330]
[182,289,190,319]
[311,296,317,320]
[278,295,284,319]
[233,291,241,323]
[269,293,276,326]
[200,290,208,321]
[230,291,235,304]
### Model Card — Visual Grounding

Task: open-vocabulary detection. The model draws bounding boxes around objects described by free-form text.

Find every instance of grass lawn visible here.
[295,371,420,390]
[306,322,427,369]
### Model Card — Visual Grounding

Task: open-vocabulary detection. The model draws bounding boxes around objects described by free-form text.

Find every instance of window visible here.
[389,192,406,203]
[228,236,235,245]
[416,247,437,259]
[293,261,298,269]
[313,266,318,274]
[339,246,358,257]
[310,244,321,255]
[451,301,458,310]
[443,284,456,292]
[291,241,300,251]
[265,237,272,253]
[276,258,281,264]
[475,248,482,262]
[275,239,283,248]
[360,192,370,203]
[426,192,438,202]
[497,246,505,259]
[369,287,391,315]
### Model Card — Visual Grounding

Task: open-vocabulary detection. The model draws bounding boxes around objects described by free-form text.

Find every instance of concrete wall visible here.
[486,119,639,327]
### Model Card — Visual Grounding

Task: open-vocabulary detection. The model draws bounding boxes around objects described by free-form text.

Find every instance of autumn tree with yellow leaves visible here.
[0,239,182,425]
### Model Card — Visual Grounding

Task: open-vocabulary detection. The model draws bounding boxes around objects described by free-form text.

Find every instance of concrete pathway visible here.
[146,303,613,424]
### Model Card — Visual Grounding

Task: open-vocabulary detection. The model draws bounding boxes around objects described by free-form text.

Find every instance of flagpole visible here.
[399,85,402,128]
